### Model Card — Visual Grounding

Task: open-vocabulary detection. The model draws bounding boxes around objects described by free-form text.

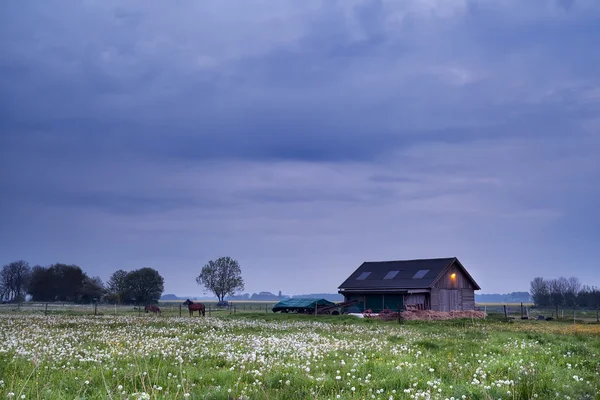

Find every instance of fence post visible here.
[44,303,48,316]
[503,305,508,321]
[179,304,182,317]
[484,306,487,319]
[520,302,524,318]
[208,305,211,317]
[265,304,267,314]
[114,304,117,316]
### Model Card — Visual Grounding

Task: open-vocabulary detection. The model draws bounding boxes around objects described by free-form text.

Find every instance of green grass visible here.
[0,313,599,399]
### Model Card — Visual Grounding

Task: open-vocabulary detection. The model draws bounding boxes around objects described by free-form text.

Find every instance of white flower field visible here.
[0,314,599,399]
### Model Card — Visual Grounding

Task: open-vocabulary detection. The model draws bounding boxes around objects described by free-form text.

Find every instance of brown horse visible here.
[144,304,161,316]
[183,299,205,317]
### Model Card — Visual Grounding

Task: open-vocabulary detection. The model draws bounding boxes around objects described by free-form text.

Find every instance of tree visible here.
[1,261,31,302]
[28,265,52,301]
[530,277,550,307]
[122,268,164,305]
[548,277,568,318]
[28,264,88,302]
[106,269,129,304]
[564,277,581,308]
[196,257,244,303]
[80,276,105,303]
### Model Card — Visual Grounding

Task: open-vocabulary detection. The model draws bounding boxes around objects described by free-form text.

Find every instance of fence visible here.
[479,303,600,322]
[0,301,279,317]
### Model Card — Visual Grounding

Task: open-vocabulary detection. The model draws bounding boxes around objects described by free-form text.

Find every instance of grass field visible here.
[1,313,599,399]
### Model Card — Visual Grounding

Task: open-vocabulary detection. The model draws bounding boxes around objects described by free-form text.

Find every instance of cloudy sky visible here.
[1,0,599,296]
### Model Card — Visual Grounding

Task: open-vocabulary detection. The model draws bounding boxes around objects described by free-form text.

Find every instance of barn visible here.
[337,257,481,313]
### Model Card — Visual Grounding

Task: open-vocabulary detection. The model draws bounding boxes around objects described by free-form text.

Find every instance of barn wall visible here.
[404,294,429,310]
[342,293,404,312]
[433,262,473,289]
[461,288,475,310]
[430,288,440,311]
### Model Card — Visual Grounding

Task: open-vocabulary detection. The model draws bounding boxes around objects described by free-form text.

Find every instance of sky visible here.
[1,0,599,296]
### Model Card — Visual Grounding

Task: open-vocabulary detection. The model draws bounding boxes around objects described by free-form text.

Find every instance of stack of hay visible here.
[374,310,486,321]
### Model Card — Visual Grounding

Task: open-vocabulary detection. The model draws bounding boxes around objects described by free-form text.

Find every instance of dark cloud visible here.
[1,0,599,294]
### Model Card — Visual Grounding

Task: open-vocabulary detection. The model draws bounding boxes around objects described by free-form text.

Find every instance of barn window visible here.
[412,269,429,279]
[356,272,371,280]
[384,270,399,279]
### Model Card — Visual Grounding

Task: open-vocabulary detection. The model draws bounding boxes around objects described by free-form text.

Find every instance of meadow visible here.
[0,313,599,400]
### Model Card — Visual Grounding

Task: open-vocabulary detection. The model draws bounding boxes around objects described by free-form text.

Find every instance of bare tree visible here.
[530,277,550,306]
[1,260,31,302]
[564,277,582,308]
[548,277,568,319]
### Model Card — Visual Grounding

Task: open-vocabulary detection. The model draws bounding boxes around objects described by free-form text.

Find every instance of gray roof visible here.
[337,257,481,291]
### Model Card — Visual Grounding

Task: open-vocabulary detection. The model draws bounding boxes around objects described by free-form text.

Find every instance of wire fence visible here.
[0,301,279,317]
[1,301,597,322]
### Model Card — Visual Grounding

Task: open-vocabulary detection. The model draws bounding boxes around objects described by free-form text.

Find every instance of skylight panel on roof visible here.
[412,269,429,279]
[383,270,399,279]
[356,272,371,280]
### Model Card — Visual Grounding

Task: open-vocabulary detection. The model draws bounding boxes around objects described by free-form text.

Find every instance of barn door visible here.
[439,289,460,312]
[449,290,460,311]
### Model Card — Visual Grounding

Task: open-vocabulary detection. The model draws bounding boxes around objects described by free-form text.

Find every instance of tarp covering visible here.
[272,298,335,312]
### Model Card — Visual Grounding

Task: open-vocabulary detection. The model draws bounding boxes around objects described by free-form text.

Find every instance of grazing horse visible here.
[183,299,205,317]
[144,304,161,316]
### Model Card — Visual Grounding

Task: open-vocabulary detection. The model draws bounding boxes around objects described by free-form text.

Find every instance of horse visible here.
[144,304,161,316]
[183,299,205,317]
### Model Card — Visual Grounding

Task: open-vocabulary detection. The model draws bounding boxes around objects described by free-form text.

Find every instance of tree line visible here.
[530,276,600,309]
[1,260,164,305]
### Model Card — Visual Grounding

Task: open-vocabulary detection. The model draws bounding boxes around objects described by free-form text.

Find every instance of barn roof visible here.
[337,257,481,291]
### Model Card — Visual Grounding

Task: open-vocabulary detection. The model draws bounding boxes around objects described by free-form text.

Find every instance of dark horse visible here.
[183,299,205,317]
[144,304,161,315]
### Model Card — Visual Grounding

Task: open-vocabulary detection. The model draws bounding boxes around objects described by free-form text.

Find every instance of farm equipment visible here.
[316,299,361,315]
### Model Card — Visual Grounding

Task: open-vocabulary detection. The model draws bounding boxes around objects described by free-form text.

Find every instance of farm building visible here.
[337,257,481,313]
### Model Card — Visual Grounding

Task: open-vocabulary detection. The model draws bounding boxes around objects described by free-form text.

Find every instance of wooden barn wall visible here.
[431,288,476,311]
[461,288,475,310]
[430,288,440,311]
[433,262,473,289]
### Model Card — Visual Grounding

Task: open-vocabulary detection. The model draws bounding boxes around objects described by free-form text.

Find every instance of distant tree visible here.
[28,264,87,302]
[548,277,569,318]
[196,257,244,303]
[0,260,31,302]
[28,265,52,301]
[564,277,582,308]
[106,269,129,304]
[530,277,550,307]
[80,276,105,303]
[122,268,164,305]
